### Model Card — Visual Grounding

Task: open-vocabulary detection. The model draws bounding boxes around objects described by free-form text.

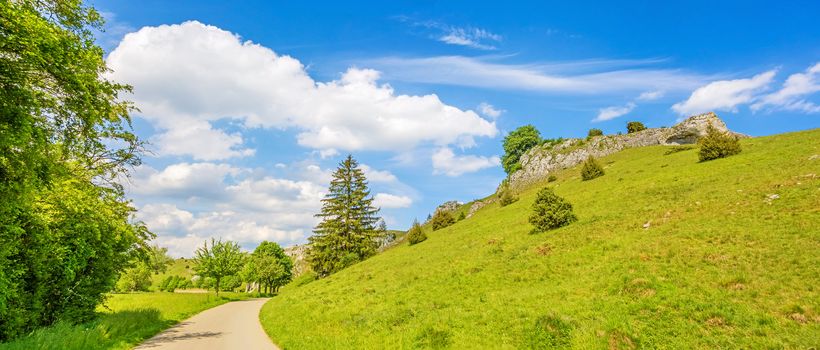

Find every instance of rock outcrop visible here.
[508,112,743,189]
[435,200,461,213]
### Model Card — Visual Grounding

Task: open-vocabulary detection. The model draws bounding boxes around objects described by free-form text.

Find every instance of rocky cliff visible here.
[508,112,743,189]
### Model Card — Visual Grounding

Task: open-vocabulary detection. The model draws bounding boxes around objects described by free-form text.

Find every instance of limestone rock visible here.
[509,112,743,189]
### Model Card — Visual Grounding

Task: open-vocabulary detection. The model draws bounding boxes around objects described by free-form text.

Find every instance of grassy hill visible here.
[260,129,819,349]
[149,258,197,291]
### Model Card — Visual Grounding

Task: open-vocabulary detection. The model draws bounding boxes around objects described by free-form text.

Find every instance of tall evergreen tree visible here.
[308,155,381,277]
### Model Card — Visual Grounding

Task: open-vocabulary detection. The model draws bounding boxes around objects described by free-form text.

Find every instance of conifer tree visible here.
[308,155,382,277]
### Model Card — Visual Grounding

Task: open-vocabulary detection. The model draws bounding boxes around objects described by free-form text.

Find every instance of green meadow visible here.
[260,129,820,349]
[0,293,250,350]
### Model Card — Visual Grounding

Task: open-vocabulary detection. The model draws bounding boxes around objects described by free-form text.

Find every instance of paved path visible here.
[135,298,278,350]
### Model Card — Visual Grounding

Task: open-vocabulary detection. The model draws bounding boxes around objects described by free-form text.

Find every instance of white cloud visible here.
[439,27,502,50]
[368,56,709,94]
[129,162,328,257]
[373,193,413,209]
[360,164,398,183]
[637,90,664,101]
[752,62,820,113]
[107,21,497,158]
[126,162,241,199]
[593,102,636,122]
[478,102,503,118]
[672,70,776,116]
[432,147,500,176]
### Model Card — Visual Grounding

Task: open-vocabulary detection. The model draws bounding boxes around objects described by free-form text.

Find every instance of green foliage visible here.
[247,241,294,293]
[502,125,542,174]
[260,130,820,349]
[407,221,427,245]
[193,239,244,296]
[457,211,466,221]
[528,187,577,233]
[698,126,742,161]
[308,155,382,277]
[627,121,647,133]
[588,128,604,137]
[525,315,573,349]
[430,210,456,231]
[547,175,558,182]
[0,0,149,340]
[145,245,174,275]
[581,156,605,181]
[497,180,518,207]
[114,265,152,293]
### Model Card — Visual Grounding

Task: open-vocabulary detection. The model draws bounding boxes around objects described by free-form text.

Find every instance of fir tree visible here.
[308,155,382,277]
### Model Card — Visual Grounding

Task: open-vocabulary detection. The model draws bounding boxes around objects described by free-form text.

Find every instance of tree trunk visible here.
[215,277,220,297]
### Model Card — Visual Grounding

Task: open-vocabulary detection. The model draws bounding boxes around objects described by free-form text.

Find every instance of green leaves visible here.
[501,125,542,174]
[193,239,244,296]
[528,187,577,234]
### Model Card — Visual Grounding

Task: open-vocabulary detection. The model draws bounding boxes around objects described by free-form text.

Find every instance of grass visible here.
[0,292,250,350]
[149,258,197,291]
[260,129,820,349]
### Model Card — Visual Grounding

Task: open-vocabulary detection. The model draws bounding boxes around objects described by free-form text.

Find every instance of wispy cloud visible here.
[367,55,710,94]
[477,102,504,118]
[594,102,636,122]
[398,17,502,50]
[752,62,820,113]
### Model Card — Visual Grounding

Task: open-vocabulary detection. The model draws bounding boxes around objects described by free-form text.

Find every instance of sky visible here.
[91,0,820,257]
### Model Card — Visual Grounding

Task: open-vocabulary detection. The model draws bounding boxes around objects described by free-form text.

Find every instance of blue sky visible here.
[93,0,820,256]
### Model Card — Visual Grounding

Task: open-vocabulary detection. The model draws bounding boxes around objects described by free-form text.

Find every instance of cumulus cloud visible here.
[431,147,500,176]
[478,102,503,118]
[129,162,327,257]
[373,193,413,209]
[594,102,636,122]
[106,21,497,159]
[360,164,398,183]
[672,70,776,116]
[752,62,820,113]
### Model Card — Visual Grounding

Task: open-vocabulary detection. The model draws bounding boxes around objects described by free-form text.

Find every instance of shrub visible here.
[529,187,577,233]
[547,175,557,182]
[581,156,605,181]
[627,121,646,134]
[407,221,427,245]
[457,211,466,221]
[497,180,518,207]
[698,126,741,161]
[587,128,603,137]
[431,210,456,231]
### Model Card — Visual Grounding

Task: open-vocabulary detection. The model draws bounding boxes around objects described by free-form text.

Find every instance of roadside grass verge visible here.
[0,292,250,350]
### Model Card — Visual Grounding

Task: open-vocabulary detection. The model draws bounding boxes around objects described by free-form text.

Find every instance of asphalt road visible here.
[135,298,278,350]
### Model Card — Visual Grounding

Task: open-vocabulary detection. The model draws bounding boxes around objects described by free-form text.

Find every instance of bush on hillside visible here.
[407,221,427,245]
[627,121,646,134]
[431,210,456,231]
[529,187,577,233]
[457,211,466,221]
[587,128,603,137]
[497,180,518,207]
[698,126,742,161]
[581,156,605,181]
[547,175,557,182]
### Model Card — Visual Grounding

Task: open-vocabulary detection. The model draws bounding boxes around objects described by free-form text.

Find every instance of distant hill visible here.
[150,258,196,291]
[260,128,820,348]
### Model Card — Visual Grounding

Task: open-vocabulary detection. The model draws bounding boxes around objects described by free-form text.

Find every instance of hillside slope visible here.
[261,129,820,349]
